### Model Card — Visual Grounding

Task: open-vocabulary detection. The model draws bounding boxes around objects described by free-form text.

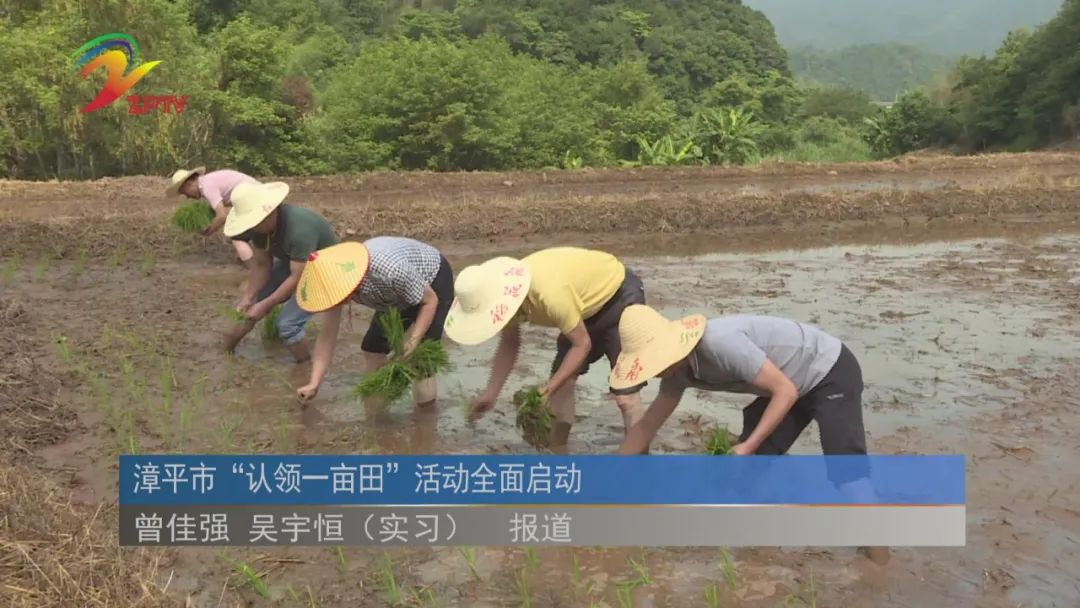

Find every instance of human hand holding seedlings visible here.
[730,442,755,456]
[245,298,274,321]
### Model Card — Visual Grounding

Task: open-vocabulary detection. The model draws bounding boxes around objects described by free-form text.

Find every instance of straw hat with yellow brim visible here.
[165,166,206,197]
[223,181,289,238]
[608,305,708,391]
[295,242,371,313]
[444,257,532,346]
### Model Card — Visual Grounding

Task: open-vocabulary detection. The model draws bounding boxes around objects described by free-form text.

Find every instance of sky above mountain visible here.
[743,0,1064,56]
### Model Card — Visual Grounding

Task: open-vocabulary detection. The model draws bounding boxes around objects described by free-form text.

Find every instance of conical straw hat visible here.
[609,305,708,390]
[165,166,205,197]
[223,181,289,237]
[444,257,531,345]
[296,242,371,313]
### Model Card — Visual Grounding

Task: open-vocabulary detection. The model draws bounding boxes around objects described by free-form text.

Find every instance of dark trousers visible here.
[361,255,454,354]
[740,344,869,484]
[550,268,647,390]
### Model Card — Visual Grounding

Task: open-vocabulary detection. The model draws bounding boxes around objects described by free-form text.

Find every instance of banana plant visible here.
[634,134,698,166]
[692,107,763,165]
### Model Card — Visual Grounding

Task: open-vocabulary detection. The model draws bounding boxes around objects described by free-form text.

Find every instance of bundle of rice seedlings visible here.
[705,426,737,455]
[351,308,452,404]
[170,202,215,233]
[514,387,554,448]
[261,304,282,341]
[221,305,248,322]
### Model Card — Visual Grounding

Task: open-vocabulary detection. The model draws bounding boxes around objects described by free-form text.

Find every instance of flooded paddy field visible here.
[2,156,1079,607]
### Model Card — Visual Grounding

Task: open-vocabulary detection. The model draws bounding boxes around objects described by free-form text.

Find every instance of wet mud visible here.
[2,159,1080,607]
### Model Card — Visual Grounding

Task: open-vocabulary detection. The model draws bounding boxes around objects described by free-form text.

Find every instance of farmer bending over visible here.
[222,182,338,363]
[445,247,648,452]
[167,166,258,265]
[609,305,889,565]
[294,237,455,406]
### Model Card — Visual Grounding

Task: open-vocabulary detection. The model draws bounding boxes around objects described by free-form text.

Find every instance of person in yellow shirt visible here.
[444,247,648,451]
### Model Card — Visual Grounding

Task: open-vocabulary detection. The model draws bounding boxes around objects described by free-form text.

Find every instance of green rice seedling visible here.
[514,568,532,608]
[261,304,283,341]
[626,550,652,587]
[459,547,480,581]
[616,585,633,608]
[570,551,582,594]
[410,586,439,607]
[703,583,722,608]
[306,585,318,608]
[171,201,216,233]
[706,426,737,455]
[335,546,347,571]
[70,249,88,280]
[351,308,451,404]
[139,249,156,276]
[353,361,415,403]
[379,554,403,606]
[514,387,554,448]
[107,246,126,270]
[287,584,300,602]
[221,305,247,322]
[719,547,737,590]
[33,256,51,282]
[409,338,451,379]
[232,559,271,598]
[523,547,540,571]
[54,335,74,367]
[2,254,19,285]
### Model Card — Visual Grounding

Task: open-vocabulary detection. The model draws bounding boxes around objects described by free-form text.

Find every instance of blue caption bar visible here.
[119,455,964,506]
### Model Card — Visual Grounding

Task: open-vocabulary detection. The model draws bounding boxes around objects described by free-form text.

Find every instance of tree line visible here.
[0,0,1075,179]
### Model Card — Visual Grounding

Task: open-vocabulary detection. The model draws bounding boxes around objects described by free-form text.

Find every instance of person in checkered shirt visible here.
[294,237,454,406]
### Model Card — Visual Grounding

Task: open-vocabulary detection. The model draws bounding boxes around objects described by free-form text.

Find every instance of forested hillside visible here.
[865,0,1080,155]
[788,44,952,101]
[1,0,1076,179]
[745,0,1062,56]
[3,0,818,178]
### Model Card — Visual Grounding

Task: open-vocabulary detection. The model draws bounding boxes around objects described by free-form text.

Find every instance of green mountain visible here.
[744,0,1063,56]
[788,44,953,100]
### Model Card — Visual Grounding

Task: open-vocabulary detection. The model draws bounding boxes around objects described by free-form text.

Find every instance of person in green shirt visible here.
[221,181,339,362]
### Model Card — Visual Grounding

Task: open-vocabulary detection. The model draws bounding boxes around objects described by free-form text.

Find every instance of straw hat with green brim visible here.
[165,166,205,197]
[296,242,371,313]
[223,182,289,238]
[608,304,708,391]
[444,257,532,346]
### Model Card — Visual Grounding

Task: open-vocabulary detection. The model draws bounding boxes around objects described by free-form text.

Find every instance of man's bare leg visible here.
[224,320,256,353]
[547,378,577,454]
[286,339,311,363]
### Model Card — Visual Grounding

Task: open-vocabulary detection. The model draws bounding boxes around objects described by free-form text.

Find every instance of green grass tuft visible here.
[171,202,216,233]
[706,426,737,455]
[514,387,554,448]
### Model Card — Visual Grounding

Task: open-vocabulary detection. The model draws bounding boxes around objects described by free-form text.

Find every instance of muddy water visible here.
[297,234,1079,458]
[22,223,1080,607]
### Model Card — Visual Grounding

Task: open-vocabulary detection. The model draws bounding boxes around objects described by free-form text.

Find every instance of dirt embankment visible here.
[1,151,1079,259]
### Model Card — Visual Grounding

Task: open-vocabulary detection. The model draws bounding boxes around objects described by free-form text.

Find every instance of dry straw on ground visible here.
[0,465,175,608]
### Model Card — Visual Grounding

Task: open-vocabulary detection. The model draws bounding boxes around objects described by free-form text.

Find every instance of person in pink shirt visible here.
[167,166,258,264]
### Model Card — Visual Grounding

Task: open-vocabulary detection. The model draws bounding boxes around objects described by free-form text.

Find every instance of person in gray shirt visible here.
[609,305,889,564]
[610,305,868,467]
